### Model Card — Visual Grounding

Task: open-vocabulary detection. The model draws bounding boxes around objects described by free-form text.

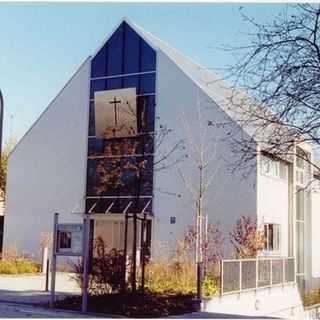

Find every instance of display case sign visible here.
[56,224,83,256]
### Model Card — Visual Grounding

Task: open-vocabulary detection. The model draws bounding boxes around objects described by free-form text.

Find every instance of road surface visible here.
[0,302,91,318]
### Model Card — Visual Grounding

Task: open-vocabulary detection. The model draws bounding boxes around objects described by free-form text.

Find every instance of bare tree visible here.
[178,89,224,298]
[224,4,320,173]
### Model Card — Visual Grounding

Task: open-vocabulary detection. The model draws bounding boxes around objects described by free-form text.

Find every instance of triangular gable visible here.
[91,20,156,79]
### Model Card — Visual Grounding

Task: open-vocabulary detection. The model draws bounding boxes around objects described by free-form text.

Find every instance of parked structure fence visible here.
[221,257,295,295]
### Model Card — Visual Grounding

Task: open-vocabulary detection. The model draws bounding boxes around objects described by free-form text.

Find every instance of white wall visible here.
[203,284,307,319]
[257,166,290,257]
[3,59,90,260]
[153,50,257,258]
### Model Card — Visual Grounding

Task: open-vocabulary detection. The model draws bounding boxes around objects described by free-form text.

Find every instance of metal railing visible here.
[221,257,295,295]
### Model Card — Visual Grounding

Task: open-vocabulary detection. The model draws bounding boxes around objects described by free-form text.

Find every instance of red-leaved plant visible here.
[229,216,265,259]
[178,223,224,276]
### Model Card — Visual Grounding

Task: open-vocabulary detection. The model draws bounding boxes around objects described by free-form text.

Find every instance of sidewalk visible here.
[0,272,80,305]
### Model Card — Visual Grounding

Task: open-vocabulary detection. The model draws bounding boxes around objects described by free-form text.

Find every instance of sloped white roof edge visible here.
[9,57,91,159]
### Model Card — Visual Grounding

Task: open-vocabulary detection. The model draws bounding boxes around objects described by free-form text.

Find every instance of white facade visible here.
[3,59,90,258]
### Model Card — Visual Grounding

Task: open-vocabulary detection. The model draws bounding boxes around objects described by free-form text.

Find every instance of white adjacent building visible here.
[3,18,320,318]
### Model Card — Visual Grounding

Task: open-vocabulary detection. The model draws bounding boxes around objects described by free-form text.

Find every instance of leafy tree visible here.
[0,138,16,203]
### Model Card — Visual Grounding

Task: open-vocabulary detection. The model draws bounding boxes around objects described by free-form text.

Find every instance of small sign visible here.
[56,224,83,256]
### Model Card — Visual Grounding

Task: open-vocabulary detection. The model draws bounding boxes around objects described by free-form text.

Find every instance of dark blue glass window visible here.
[90,21,156,78]
[87,21,156,214]
[141,40,156,72]
[86,155,153,197]
[137,95,156,133]
[88,101,95,136]
[90,74,155,99]
[91,46,107,78]
[107,25,124,76]
[88,135,154,157]
[124,23,140,74]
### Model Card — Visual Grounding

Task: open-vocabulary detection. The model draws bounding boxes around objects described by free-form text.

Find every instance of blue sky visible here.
[0,3,287,145]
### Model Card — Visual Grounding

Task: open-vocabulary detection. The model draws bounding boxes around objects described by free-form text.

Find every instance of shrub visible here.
[202,276,220,297]
[303,289,320,307]
[15,260,39,274]
[145,259,196,295]
[229,216,265,258]
[180,223,224,276]
[0,259,39,274]
[72,237,125,296]
[0,260,17,274]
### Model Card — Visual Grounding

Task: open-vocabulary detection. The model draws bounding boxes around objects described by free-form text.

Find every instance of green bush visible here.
[0,260,18,274]
[202,277,220,297]
[0,259,39,275]
[15,260,39,274]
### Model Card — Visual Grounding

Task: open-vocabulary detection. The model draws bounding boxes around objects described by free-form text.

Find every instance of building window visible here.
[260,155,288,180]
[263,224,280,252]
[295,147,311,187]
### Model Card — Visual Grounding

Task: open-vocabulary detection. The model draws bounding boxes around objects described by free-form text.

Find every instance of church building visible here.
[4,20,320,315]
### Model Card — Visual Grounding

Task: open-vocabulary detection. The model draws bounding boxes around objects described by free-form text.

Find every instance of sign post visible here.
[82,215,90,312]
[50,213,85,309]
[50,212,59,308]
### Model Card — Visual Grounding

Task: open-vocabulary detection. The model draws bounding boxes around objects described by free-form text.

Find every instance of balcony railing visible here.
[221,257,295,295]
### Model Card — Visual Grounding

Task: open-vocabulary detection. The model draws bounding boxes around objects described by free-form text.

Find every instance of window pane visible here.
[91,45,108,78]
[86,155,154,197]
[273,225,280,251]
[90,74,156,99]
[94,220,113,250]
[141,40,156,72]
[124,24,140,74]
[296,222,305,273]
[279,162,287,179]
[264,225,268,250]
[88,135,154,157]
[296,148,305,169]
[106,25,124,76]
[88,101,95,136]
[268,224,273,251]
[296,188,305,221]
